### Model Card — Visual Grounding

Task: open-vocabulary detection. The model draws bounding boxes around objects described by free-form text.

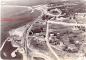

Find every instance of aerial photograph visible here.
[1,0,86,60]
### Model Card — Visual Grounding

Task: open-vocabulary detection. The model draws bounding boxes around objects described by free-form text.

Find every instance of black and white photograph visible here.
[1,0,86,60]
